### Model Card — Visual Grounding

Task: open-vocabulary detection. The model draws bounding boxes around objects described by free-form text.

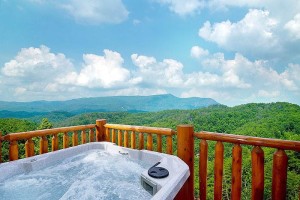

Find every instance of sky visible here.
[0,0,300,106]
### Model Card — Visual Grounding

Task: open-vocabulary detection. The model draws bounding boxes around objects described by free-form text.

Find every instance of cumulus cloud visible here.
[1,45,73,78]
[1,46,299,105]
[199,9,279,57]
[28,0,129,24]
[190,46,209,58]
[131,54,156,69]
[0,46,134,101]
[61,50,131,88]
[206,0,300,20]
[0,45,78,100]
[155,0,204,16]
[284,13,300,40]
[131,54,184,87]
[130,52,294,105]
[184,49,300,104]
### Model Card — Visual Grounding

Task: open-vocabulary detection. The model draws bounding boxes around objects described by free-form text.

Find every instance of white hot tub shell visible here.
[0,142,189,200]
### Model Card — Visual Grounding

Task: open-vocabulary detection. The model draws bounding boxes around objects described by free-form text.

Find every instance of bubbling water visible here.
[0,150,152,200]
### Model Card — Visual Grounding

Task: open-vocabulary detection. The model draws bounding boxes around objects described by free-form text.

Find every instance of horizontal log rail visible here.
[3,124,96,141]
[104,124,175,136]
[195,131,300,151]
[2,124,98,162]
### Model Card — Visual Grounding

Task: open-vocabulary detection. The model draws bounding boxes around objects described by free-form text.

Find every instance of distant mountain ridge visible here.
[0,94,219,116]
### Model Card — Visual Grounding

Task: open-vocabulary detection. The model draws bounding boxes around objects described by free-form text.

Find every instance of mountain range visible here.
[0,94,219,118]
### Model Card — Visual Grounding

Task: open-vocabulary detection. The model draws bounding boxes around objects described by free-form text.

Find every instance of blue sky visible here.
[0,0,300,106]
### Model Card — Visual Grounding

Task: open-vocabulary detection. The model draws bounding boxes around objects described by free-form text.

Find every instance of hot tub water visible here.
[0,150,152,200]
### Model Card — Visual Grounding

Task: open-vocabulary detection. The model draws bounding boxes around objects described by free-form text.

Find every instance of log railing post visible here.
[105,128,110,142]
[199,139,208,200]
[81,130,86,144]
[272,149,288,200]
[214,141,224,200]
[40,136,48,154]
[9,140,18,161]
[89,128,95,142]
[63,132,69,149]
[147,133,153,151]
[157,135,162,153]
[72,131,78,146]
[118,130,122,146]
[251,146,264,200]
[166,135,173,155]
[25,138,35,157]
[124,130,129,148]
[52,134,58,151]
[231,144,242,200]
[96,119,107,142]
[131,131,136,149]
[139,133,144,150]
[175,125,194,200]
[112,129,116,143]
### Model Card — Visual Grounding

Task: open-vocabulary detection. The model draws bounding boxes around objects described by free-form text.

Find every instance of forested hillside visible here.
[0,102,299,199]
[0,94,218,114]
[55,102,300,139]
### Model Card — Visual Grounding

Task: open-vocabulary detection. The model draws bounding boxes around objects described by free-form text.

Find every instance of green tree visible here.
[38,118,53,130]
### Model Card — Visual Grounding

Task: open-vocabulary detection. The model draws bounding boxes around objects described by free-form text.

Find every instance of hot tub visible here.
[0,142,189,200]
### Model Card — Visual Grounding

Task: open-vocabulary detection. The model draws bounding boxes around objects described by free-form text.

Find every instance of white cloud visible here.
[206,0,300,21]
[186,52,300,105]
[1,46,299,105]
[131,54,156,69]
[2,45,73,78]
[61,50,131,88]
[280,63,300,91]
[28,0,129,24]
[0,45,78,101]
[199,9,279,57]
[190,46,209,58]
[155,0,204,16]
[130,51,300,105]
[284,13,300,40]
[131,54,184,87]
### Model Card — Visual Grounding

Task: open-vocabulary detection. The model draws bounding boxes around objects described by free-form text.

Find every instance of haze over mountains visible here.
[0,94,219,118]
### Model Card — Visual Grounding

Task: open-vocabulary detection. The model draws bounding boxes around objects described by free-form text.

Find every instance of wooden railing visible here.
[0,119,175,162]
[1,124,97,161]
[104,123,175,154]
[193,131,300,200]
[0,120,299,200]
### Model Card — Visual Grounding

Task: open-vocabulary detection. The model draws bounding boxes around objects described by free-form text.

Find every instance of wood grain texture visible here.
[272,149,288,200]
[131,131,136,149]
[231,144,242,200]
[175,125,194,200]
[214,141,224,200]
[25,138,34,157]
[9,140,18,161]
[199,140,208,200]
[251,146,264,200]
